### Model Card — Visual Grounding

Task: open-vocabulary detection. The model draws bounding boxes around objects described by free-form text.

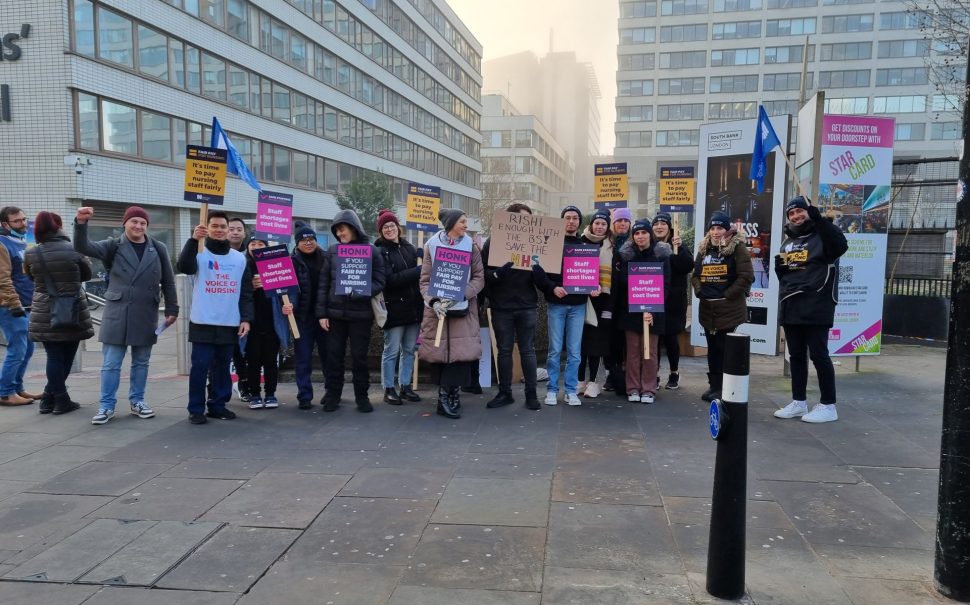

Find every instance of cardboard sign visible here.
[562,244,600,294]
[251,244,298,292]
[628,262,665,313]
[429,245,471,302]
[183,145,227,204]
[594,162,628,209]
[335,244,373,296]
[488,210,566,271]
[659,166,696,213]
[405,183,441,232]
[254,190,294,243]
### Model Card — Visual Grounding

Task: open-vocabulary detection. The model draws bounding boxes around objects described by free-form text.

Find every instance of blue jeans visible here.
[188,343,234,415]
[381,323,420,388]
[546,303,585,395]
[99,344,153,412]
[294,318,327,403]
[0,308,33,396]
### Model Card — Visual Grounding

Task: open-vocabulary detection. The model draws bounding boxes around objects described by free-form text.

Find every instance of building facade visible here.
[0,0,482,264]
[614,0,961,214]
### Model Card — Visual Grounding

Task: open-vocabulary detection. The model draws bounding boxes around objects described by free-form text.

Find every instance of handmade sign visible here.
[562,244,600,294]
[335,244,373,296]
[488,210,566,271]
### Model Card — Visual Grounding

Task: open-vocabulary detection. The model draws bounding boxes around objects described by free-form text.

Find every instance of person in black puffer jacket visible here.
[316,209,386,412]
[291,223,328,410]
[374,209,423,405]
[651,212,693,391]
[23,211,94,415]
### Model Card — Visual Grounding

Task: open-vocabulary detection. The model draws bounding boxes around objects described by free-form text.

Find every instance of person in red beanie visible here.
[74,206,178,425]
[23,211,94,415]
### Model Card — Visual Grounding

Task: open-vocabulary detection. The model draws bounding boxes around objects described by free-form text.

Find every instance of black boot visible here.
[399,385,421,402]
[38,391,54,414]
[383,387,402,405]
[462,383,483,395]
[524,388,540,411]
[486,389,515,408]
[701,373,721,402]
[436,386,460,419]
[51,392,80,415]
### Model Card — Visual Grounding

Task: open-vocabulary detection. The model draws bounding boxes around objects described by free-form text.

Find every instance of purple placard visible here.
[336,244,373,296]
[562,244,600,294]
[254,190,294,243]
[251,245,298,292]
[628,262,665,313]
[430,246,471,302]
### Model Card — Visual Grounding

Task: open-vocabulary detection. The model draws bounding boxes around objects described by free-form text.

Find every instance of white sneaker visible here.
[544,392,559,406]
[91,409,115,425]
[774,400,808,419]
[577,381,587,393]
[565,393,582,406]
[640,393,655,404]
[584,382,601,398]
[802,403,838,423]
[627,391,640,402]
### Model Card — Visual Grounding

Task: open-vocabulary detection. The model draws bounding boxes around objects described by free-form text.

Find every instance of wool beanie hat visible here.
[612,207,632,223]
[652,212,673,228]
[123,206,150,226]
[591,209,611,226]
[561,205,583,222]
[632,218,653,234]
[295,223,316,240]
[376,208,400,233]
[439,207,466,232]
[709,210,731,230]
[785,196,811,215]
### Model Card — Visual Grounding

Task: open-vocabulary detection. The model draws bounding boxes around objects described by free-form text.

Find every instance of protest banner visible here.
[429,245,471,346]
[251,244,300,338]
[488,210,566,271]
[254,191,294,243]
[594,162,629,209]
[629,262,665,359]
[335,244,373,296]
[183,145,227,205]
[562,244,600,294]
[659,166,696,213]
[406,183,441,233]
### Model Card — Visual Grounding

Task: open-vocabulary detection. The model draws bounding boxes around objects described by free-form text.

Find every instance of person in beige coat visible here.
[417,208,485,419]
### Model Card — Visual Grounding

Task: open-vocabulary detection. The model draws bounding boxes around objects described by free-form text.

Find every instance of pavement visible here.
[0,323,952,605]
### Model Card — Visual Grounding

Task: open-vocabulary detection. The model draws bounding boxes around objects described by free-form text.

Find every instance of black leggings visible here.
[785,324,837,404]
[246,331,280,397]
[579,356,601,382]
[704,327,738,387]
[43,341,80,394]
[657,331,681,374]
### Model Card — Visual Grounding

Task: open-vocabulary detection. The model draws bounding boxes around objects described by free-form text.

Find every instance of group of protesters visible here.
[0,195,847,425]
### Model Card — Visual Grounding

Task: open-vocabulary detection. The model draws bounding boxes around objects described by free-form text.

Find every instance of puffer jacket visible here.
[690,230,753,332]
[417,242,485,364]
[375,236,423,328]
[292,247,324,324]
[613,239,672,335]
[316,209,386,322]
[23,232,94,342]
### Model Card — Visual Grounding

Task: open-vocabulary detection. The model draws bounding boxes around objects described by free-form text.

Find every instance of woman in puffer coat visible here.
[23,211,94,415]
[417,208,485,419]
[690,210,753,403]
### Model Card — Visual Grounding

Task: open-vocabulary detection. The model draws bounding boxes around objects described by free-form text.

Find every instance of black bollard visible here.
[706,332,750,600]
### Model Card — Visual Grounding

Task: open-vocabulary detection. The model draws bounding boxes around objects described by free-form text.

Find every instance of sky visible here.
[446,0,619,154]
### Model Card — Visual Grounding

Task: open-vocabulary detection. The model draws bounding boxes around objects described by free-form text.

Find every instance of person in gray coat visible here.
[74,206,178,425]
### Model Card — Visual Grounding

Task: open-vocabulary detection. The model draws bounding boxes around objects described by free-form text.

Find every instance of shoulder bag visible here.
[33,248,85,330]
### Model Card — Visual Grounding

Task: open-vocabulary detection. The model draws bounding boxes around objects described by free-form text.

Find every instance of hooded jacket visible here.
[613,239,672,335]
[775,212,848,327]
[690,230,753,332]
[316,209,386,322]
[375,235,424,328]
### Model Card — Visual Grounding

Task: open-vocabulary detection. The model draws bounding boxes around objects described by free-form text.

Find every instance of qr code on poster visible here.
[838,266,853,284]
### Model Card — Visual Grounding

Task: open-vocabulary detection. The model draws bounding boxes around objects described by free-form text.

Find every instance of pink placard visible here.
[254,191,294,241]
[628,262,665,312]
[562,244,600,294]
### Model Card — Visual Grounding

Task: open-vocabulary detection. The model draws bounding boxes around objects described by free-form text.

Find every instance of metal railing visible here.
[885,276,952,298]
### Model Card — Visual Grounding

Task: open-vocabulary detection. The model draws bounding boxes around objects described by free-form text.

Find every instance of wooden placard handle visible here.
[281,293,300,339]
[197,203,208,253]
[434,315,445,347]
[644,314,651,359]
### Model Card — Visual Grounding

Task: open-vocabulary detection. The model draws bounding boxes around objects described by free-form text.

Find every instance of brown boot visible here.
[0,393,33,406]
[18,390,43,400]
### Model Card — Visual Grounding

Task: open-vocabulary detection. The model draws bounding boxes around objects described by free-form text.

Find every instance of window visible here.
[168,39,185,87]
[658,77,705,95]
[77,92,99,150]
[290,32,308,72]
[763,99,799,115]
[765,45,814,63]
[766,0,816,6]
[660,24,708,42]
[877,40,928,59]
[709,101,757,119]
[824,97,868,114]
[656,130,700,146]
[616,131,653,147]
[200,0,226,28]
[711,48,759,66]
[228,64,248,109]
[619,53,655,70]
[657,103,705,120]
[873,95,926,113]
[201,52,227,101]
[818,69,870,88]
[185,47,201,93]
[714,0,762,11]
[97,6,133,67]
[617,105,654,121]
[100,100,137,155]
[660,51,707,69]
[933,94,960,112]
[710,74,759,92]
[141,112,172,162]
[227,0,249,40]
[931,123,960,140]
[274,146,291,182]
[618,79,654,96]
[821,42,872,61]
[273,82,290,123]
[766,18,816,36]
[894,123,925,141]
[620,1,658,17]
[880,12,924,30]
[876,67,928,86]
[821,14,873,33]
[712,21,761,39]
[619,27,656,44]
[823,0,873,4]
[515,130,534,147]
[74,0,95,57]
[763,72,810,91]
[137,25,168,80]
[661,0,708,15]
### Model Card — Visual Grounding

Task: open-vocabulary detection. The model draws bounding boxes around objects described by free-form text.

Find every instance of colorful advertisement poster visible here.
[254,190,293,243]
[692,115,790,355]
[659,166,696,213]
[628,262,665,313]
[594,162,629,209]
[335,244,373,296]
[818,115,895,356]
[183,145,228,204]
[429,246,471,302]
[405,183,441,232]
[562,244,600,294]
[251,244,298,292]
[487,210,566,271]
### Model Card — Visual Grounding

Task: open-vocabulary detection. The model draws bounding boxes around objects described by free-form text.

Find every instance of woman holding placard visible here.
[578,209,614,398]
[417,208,485,419]
[243,238,293,410]
[651,212,694,391]
[690,211,753,403]
[612,219,671,404]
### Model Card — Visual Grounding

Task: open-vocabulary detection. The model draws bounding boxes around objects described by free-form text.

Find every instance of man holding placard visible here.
[291,224,328,410]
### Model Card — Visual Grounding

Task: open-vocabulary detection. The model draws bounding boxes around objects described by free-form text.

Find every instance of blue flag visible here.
[750,106,781,193]
[211,117,261,192]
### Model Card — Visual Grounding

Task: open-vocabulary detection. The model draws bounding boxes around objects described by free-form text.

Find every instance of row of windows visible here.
[73,91,479,213]
[615,130,702,147]
[621,0,890,14]
[480,157,571,192]
[161,0,481,130]
[72,1,479,187]
[480,130,573,178]
[481,181,558,208]
[396,0,482,69]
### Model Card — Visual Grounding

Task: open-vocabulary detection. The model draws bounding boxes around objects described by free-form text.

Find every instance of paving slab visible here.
[82,586,240,605]
[93,477,243,522]
[0,581,99,605]
[199,472,348,528]
[57,427,160,448]
[387,585,540,605]
[664,497,795,530]
[835,577,949,605]
[156,525,299,592]
[78,520,221,586]
[161,457,273,480]
[30,461,170,497]
[432,477,550,527]
[542,566,694,605]
[288,496,435,565]
[814,543,936,581]
[0,478,31,502]
[0,446,114,482]
[455,452,555,480]
[749,437,860,484]
[339,466,452,499]
[853,466,938,532]
[262,453,371,475]
[469,424,559,455]
[0,493,112,551]
[238,560,404,605]
[367,432,471,469]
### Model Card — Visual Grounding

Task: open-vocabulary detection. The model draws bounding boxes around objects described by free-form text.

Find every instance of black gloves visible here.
[774,254,786,274]
[807,205,823,222]
[10,307,25,317]
[531,264,546,280]
[495,262,514,279]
